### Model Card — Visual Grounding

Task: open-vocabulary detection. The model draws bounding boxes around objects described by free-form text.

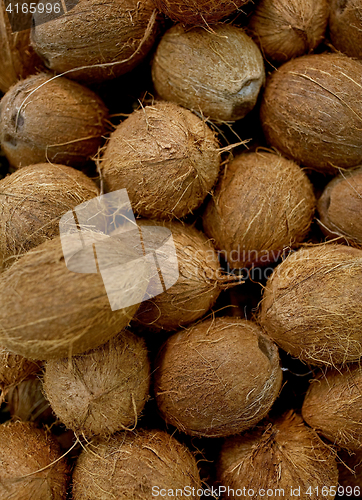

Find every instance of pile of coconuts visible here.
[2,0,362,497]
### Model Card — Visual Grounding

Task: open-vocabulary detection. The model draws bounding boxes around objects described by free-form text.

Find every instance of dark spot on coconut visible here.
[337,0,348,13]
[11,111,24,128]
[325,194,331,210]
[4,134,17,147]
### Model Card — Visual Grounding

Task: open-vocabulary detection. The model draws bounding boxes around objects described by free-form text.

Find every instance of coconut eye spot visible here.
[3,134,17,147]
[236,79,260,99]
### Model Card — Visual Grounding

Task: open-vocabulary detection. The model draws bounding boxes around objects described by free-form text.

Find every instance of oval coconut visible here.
[260,53,362,173]
[152,24,265,122]
[0,347,40,401]
[6,376,53,424]
[154,317,282,438]
[30,0,161,84]
[43,331,150,437]
[72,429,201,500]
[203,151,316,268]
[259,244,362,366]
[0,421,69,500]
[0,72,109,168]
[317,166,362,244]
[329,0,362,59]
[248,0,328,63]
[101,102,220,219]
[302,364,362,451]
[0,163,99,268]
[218,411,338,500]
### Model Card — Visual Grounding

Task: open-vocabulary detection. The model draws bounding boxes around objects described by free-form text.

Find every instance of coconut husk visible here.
[329,0,362,59]
[0,348,40,403]
[338,449,362,491]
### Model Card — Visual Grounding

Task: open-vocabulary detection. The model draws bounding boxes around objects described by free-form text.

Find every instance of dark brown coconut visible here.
[317,166,362,244]
[101,102,220,219]
[6,376,53,424]
[218,411,338,500]
[72,429,201,500]
[0,348,39,402]
[30,0,161,84]
[152,24,265,122]
[0,163,99,268]
[154,317,282,438]
[259,244,362,366]
[338,449,362,492]
[203,151,316,268]
[302,364,362,451]
[329,0,362,59]
[43,331,150,437]
[248,0,328,63]
[0,73,109,168]
[260,53,362,173]
[0,421,69,500]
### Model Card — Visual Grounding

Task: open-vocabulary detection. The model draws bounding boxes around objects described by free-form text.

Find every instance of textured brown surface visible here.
[338,449,362,491]
[329,0,362,59]
[6,376,52,424]
[0,348,40,400]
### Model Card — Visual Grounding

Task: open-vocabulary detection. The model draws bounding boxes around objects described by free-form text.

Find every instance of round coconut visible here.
[154,317,282,438]
[338,449,362,493]
[0,72,109,169]
[302,364,362,451]
[259,244,362,366]
[329,0,362,59]
[72,429,201,500]
[152,24,265,122]
[248,0,328,64]
[260,53,362,173]
[30,0,161,84]
[0,421,69,500]
[0,348,40,402]
[43,331,150,437]
[203,151,316,269]
[0,163,99,269]
[218,411,338,500]
[317,166,362,244]
[6,376,53,424]
[0,235,148,360]
[101,102,220,219]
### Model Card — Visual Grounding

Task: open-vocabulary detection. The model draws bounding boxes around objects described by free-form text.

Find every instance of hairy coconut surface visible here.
[260,53,362,173]
[0,163,99,269]
[248,0,328,63]
[302,364,362,451]
[0,73,109,168]
[0,348,39,402]
[30,0,161,84]
[154,317,282,438]
[43,332,150,437]
[259,244,362,366]
[101,102,220,219]
[203,151,316,268]
[6,376,52,424]
[152,24,265,122]
[218,411,338,500]
[338,449,362,491]
[317,166,362,244]
[72,429,201,500]
[329,0,362,59]
[0,421,69,500]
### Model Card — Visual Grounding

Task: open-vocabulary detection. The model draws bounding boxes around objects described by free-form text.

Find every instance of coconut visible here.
[203,151,316,269]
[0,421,69,499]
[6,376,53,424]
[43,331,150,437]
[152,24,265,122]
[302,364,362,451]
[317,166,362,244]
[72,429,202,500]
[0,72,109,169]
[248,0,328,64]
[0,348,40,402]
[101,102,221,219]
[259,244,362,366]
[218,411,338,500]
[0,163,99,268]
[154,317,282,438]
[30,0,161,84]
[329,0,362,59]
[338,449,362,492]
[260,53,362,173]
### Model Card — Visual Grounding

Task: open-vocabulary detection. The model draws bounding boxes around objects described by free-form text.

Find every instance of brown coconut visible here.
[0,72,109,168]
[329,0,362,59]
[0,421,69,500]
[101,102,221,219]
[0,163,99,268]
[338,449,362,493]
[248,0,328,64]
[260,53,362,173]
[302,364,362,451]
[259,244,362,366]
[154,317,282,438]
[218,411,338,500]
[203,151,316,269]
[6,376,53,424]
[317,166,362,244]
[0,348,40,402]
[72,429,202,500]
[43,331,150,437]
[152,24,265,122]
[30,0,161,84]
